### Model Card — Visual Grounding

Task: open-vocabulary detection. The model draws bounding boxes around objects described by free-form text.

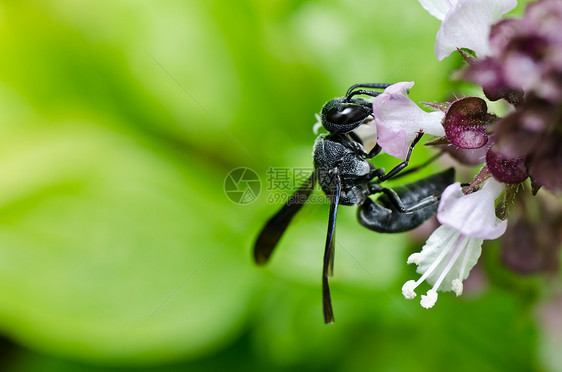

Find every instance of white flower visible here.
[418,0,518,60]
[312,113,323,135]
[371,81,445,159]
[402,178,507,308]
[352,122,378,154]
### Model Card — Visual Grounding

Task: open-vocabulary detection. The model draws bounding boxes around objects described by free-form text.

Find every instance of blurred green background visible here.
[0,0,557,371]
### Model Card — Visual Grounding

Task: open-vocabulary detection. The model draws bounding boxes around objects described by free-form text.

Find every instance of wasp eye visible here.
[327,106,368,124]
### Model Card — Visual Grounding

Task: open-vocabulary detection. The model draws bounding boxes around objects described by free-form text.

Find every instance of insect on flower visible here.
[254,83,455,323]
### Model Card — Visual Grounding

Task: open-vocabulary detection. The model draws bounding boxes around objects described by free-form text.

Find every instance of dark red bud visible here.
[486,146,529,184]
[443,97,494,149]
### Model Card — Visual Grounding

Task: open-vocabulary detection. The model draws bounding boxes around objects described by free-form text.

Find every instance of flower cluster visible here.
[464,0,562,193]
[368,0,561,308]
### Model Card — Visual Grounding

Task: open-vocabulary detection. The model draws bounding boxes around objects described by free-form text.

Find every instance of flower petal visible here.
[437,179,507,239]
[418,0,456,21]
[375,125,409,159]
[452,279,463,296]
[372,82,445,159]
[352,122,378,153]
[435,0,518,60]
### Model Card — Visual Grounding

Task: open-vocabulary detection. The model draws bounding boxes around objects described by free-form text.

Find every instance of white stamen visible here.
[430,234,466,292]
[457,237,473,282]
[420,290,438,309]
[413,235,455,287]
[402,280,418,299]
[407,253,422,265]
[452,279,463,296]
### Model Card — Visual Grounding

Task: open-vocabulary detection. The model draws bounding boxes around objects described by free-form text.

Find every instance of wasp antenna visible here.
[346,83,392,97]
[345,89,382,101]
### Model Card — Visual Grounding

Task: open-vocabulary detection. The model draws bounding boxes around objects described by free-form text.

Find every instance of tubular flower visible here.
[372,81,445,159]
[418,0,517,60]
[402,178,507,308]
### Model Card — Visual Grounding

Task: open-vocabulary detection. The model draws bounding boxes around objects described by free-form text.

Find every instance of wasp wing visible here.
[253,172,317,265]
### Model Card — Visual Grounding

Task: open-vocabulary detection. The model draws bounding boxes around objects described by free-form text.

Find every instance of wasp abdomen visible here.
[357,168,455,233]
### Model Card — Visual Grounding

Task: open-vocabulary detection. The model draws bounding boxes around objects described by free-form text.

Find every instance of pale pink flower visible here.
[372,82,445,159]
[402,178,507,308]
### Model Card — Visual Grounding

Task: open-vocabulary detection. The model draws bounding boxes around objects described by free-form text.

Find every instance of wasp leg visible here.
[367,143,382,159]
[335,133,367,156]
[323,171,340,324]
[376,131,424,182]
[388,150,445,180]
[367,145,443,182]
[368,184,439,213]
[348,131,363,146]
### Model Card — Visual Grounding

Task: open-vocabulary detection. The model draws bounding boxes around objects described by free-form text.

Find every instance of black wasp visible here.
[254,83,454,323]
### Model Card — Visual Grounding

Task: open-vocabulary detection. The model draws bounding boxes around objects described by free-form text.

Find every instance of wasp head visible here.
[321,98,373,134]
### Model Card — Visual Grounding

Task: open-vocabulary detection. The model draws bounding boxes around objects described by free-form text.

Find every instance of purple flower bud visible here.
[491,106,549,158]
[486,146,528,184]
[525,0,562,42]
[489,19,521,54]
[443,97,494,149]
[527,132,562,194]
[501,191,562,274]
[502,219,560,273]
[464,59,523,104]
